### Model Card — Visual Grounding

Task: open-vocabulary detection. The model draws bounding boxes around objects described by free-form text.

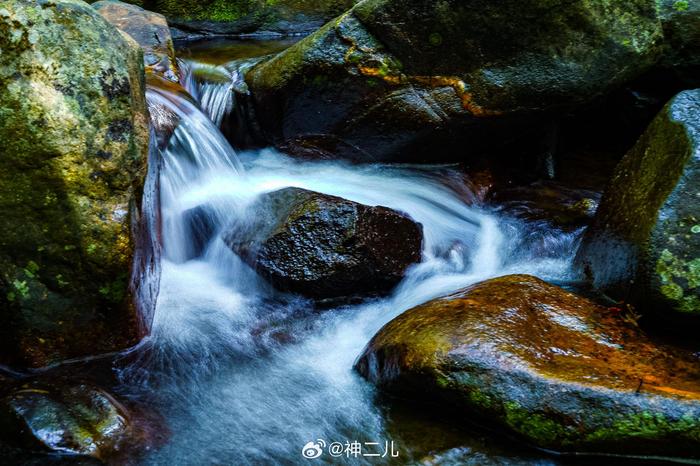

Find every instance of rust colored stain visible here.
[366,275,700,399]
[412,76,501,117]
[338,28,500,117]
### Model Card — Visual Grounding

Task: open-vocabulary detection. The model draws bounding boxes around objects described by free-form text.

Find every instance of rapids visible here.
[121,46,583,465]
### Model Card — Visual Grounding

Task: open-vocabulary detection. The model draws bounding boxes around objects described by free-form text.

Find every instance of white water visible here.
[122,65,580,465]
[179,59,250,128]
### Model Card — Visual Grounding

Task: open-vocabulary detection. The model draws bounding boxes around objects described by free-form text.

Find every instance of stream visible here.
[119,39,587,465]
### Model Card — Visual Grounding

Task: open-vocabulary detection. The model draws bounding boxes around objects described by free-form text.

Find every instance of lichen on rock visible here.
[576,89,700,322]
[0,0,152,367]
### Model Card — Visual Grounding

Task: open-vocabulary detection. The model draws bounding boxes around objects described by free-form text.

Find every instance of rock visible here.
[182,204,217,258]
[356,274,700,458]
[225,188,423,299]
[576,90,700,323]
[0,383,130,459]
[0,0,153,367]
[658,0,700,82]
[145,73,197,149]
[89,0,357,37]
[93,0,179,82]
[235,0,663,162]
[489,181,600,231]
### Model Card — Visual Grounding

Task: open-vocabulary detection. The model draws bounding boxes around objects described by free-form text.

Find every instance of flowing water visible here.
[119,44,586,465]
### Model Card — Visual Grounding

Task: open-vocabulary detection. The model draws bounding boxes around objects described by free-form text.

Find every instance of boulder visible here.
[182,204,217,258]
[0,0,153,367]
[356,274,700,458]
[235,0,663,161]
[658,0,700,81]
[0,382,135,460]
[576,89,700,323]
[93,0,179,82]
[224,188,423,299]
[88,0,357,37]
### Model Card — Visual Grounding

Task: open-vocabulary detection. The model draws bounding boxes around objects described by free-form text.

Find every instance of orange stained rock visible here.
[339,30,500,117]
[370,275,700,400]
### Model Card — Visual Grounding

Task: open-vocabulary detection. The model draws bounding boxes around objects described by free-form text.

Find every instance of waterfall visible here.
[178,59,248,127]
[122,58,582,464]
[146,84,244,263]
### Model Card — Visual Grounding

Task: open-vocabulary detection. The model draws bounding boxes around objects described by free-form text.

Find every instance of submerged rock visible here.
[93,0,179,81]
[356,274,700,458]
[489,181,600,231]
[225,188,423,299]
[0,0,152,367]
[0,383,130,459]
[182,204,217,259]
[576,89,700,323]
[237,0,663,161]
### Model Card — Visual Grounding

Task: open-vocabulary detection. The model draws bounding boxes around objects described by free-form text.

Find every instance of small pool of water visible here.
[175,37,302,65]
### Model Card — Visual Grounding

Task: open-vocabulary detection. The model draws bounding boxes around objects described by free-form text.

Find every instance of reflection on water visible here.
[175,37,302,65]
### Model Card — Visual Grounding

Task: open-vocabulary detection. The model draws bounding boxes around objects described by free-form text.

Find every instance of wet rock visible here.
[236,0,663,161]
[145,73,198,149]
[489,181,600,231]
[182,204,217,258]
[0,383,131,460]
[93,0,179,82]
[225,188,423,299]
[356,274,700,458]
[0,0,152,367]
[576,89,700,324]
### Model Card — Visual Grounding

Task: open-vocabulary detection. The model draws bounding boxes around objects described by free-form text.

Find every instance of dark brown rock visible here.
[225,188,423,299]
[236,0,663,162]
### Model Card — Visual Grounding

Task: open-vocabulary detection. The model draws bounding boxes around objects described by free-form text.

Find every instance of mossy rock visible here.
[224,187,423,299]
[657,0,700,79]
[0,0,152,368]
[356,274,700,459]
[237,0,664,161]
[576,89,700,322]
[87,0,357,35]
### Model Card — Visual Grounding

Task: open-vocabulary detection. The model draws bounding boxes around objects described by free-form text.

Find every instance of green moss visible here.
[587,411,700,443]
[12,280,29,299]
[146,0,350,22]
[674,0,689,12]
[503,401,568,445]
[98,274,128,304]
[661,282,684,300]
[428,32,442,46]
[465,388,493,409]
